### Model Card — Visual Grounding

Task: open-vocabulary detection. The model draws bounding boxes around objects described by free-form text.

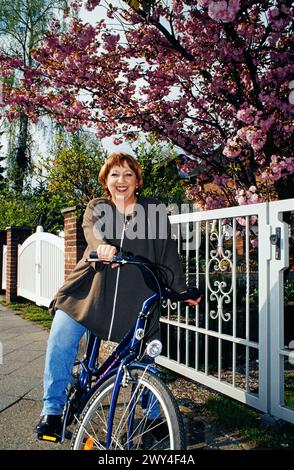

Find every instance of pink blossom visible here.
[236,217,246,226]
[258,116,274,133]
[261,171,270,181]
[262,155,294,182]
[236,104,256,124]
[198,0,210,7]
[86,0,101,11]
[235,188,263,207]
[250,216,258,226]
[245,128,266,151]
[103,33,120,52]
[248,193,259,204]
[113,137,123,146]
[267,7,280,22]
[236,195,246,205]
[251,238,258,248]
[236,127,248,141]
[0,0,292,211]
[208,0,240,23]
[70,1,81,10]
[223,137,242,158]
[250,134,267,151]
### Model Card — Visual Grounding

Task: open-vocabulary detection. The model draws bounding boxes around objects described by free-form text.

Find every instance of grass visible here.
[0,298,53,330]
[203,395,294,449]
[285,373,294,408]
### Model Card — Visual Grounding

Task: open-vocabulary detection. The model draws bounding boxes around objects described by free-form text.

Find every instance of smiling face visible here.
[106,162,137,206]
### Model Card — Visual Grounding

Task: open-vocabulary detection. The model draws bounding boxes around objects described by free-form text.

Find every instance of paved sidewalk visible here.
[0,304,69,450]
[0,304,205,451]
[0,303,254,451]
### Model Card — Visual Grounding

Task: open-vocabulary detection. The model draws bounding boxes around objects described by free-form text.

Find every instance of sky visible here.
[0,0,178,178]
[78,1,136,155]
[0,0,133,171]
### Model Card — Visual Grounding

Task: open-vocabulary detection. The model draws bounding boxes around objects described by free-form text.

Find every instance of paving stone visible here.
[24,383,44,401]
[0,399,70,450]
[3,349,45,364]
[0,394,20,412]
[10,356,46,379]
[0,361,29,376]
[0,374,41,397]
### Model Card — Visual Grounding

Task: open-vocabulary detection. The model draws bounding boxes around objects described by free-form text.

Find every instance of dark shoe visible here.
[35,415,63,442]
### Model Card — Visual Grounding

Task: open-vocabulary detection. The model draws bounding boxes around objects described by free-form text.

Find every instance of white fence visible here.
[1,200,293,423]
[17,226,64,307]
[2,245,6,290]
[157,198,294,423]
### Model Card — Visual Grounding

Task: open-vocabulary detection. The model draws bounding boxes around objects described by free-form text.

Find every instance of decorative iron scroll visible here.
[162,299,178,310]
[207,223,232,322]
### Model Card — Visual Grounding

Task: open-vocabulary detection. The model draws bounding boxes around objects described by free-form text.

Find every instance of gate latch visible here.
[270,227,281,260]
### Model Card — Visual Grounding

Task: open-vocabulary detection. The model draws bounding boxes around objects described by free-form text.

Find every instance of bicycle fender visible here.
[128,361,158,376]
[76,362,158,416]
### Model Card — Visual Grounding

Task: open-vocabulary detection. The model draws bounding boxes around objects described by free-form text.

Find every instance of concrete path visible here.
[0,303,251,452]
[0,304,69,450]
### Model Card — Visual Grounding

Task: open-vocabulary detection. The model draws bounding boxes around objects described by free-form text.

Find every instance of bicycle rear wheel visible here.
[71,366,186,450]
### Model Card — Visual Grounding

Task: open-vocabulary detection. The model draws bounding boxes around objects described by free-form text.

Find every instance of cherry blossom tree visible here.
[0,0,293,208]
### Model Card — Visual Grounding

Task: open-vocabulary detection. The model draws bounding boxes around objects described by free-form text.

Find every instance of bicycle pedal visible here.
[37,433,61,443]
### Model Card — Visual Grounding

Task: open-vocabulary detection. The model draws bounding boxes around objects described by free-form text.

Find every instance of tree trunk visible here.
[13,113,31,192]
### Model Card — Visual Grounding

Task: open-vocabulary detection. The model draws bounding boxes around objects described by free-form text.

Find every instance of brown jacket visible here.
[49,196,187,341]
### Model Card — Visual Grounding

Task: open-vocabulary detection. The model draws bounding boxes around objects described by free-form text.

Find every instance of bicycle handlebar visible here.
[87,251,200,302]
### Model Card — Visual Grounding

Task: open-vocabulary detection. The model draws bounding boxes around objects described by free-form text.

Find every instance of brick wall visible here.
[5,226,32,302]
[61,207,87,279]
[0,230,6,294]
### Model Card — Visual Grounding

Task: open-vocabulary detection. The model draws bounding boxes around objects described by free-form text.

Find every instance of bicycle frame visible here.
[63,253,199,448]
[62,292,159,446]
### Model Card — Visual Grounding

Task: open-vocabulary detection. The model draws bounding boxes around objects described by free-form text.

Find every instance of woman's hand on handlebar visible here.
[97,245,119,269]
[185,296,201,306]
[180,290,201,306]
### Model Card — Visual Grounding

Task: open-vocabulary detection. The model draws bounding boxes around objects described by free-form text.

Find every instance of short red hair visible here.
[98,152,143,197]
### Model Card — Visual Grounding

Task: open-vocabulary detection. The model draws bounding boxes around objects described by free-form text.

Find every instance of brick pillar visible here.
[62,206,87,279]
[6,226,32,303]
[0,230,6,294]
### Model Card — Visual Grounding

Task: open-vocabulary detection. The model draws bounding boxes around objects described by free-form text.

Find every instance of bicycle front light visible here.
[146,340,162,358]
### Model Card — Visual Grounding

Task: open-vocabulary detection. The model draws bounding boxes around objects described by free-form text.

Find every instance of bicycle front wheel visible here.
[71,367,186,450]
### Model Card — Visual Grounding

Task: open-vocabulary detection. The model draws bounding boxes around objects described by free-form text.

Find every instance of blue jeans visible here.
[42,309,160,419]
[42,309,87,415]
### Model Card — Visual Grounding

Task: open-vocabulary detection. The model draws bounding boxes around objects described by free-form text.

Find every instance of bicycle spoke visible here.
[71,368,184,450]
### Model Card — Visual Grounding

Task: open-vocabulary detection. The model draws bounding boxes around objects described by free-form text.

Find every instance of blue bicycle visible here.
[58,252,200,450]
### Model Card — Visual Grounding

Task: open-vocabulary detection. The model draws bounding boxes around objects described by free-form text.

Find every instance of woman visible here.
[36,152,200,439]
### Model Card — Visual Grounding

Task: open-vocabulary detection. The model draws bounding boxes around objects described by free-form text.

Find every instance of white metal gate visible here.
[269,200,294,423]
[157,198,294,422]
[18,226,64,307]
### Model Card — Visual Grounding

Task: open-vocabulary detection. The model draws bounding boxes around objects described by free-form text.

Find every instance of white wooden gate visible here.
[157,198,294,422]
[18,226,64,307]
[2,245,6,290]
